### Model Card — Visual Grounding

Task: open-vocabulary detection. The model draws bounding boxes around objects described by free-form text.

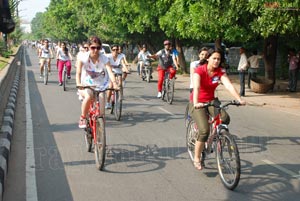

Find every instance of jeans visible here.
[248,68,258,88]
[288,69,299,92]
[239,71,246,96]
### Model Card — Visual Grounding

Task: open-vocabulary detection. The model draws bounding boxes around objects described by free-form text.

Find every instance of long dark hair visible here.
[198,47,209,65]
[88,36,102,47]
[61,42,68,55]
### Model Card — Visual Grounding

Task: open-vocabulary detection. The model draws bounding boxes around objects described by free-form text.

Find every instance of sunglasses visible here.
[90,46,101,50]
[164,43,170,46]
[112,49,119,51]
[83,47,89,49]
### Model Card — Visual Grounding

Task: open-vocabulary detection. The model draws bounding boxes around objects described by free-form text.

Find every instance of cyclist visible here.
[137,44,152,78]
[189,47,209,93]
[148,40,177,98]
[189,49,246,170]
[38,39,54,78]
[118,45,130,84]
[105,44,129,109]
[56,41,73,86]
[76,36,118,128]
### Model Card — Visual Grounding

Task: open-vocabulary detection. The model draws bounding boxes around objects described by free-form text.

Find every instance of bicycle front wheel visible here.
[166,78,174,104]
[94,117,106,170]
[216,130,241,190]
[43,64,48,85]
[63,68,66,91]
[114,89,123,121]
[161,79,167,100]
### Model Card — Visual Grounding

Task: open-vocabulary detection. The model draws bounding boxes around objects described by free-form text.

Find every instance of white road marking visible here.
[25,49,38,201]
[262,159,300,179]
[157,107,175,116]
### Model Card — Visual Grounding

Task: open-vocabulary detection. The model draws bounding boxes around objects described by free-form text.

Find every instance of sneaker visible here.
[105,102,112,109]
[67,76,71,79]
[78,117,86,129]
[157,91,162,98]
[58,82,63,86]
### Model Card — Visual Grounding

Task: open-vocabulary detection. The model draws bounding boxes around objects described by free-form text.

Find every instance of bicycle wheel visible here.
[166,78,174,104]
[186,120,197,163]
[63,67,66,91]
[146,69,151,83]
[114,89,122,121]
[84,124,92,152]
[184,103,191,128]
[161,79,167,100]
[216,130,241,190]
[43,64,48,85]
[94,117,106,170]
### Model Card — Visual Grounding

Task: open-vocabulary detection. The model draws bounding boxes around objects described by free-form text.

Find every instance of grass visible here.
[0,46,19,71]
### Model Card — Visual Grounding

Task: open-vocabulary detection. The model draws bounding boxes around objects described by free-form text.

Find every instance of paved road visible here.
[3,47,300,201]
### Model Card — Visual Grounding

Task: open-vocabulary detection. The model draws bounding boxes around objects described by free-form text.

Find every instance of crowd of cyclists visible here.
[30,35,246,171]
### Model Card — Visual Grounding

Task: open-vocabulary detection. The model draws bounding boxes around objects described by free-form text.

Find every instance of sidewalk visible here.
[175,73,300,115]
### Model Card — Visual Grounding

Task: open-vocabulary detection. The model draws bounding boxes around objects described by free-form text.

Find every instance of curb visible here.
[0,66,20,200]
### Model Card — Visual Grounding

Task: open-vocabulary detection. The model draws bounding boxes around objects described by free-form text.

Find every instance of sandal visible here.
[193,161,203,170]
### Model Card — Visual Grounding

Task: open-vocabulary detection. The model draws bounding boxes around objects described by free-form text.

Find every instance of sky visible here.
[19,0,51,22]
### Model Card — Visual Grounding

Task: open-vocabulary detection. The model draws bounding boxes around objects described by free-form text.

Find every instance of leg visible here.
[78,89,93,128]
[57,60,64,83]
[168,66,177,79]
[157,67,165,92]
[239,71,245,96]
[66,60,72,77]
[40,59,45,75]
[247,69,251,88]
[190,104,209,169]
[47,59,51,72]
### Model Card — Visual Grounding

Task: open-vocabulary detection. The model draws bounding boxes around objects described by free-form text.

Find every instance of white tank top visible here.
[80,53,110,90]
[107,53,123,74]
[41,46,51,58]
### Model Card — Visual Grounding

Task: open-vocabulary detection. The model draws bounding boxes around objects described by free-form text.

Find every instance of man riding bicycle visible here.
[148,40,177,98]
[137,44,152,78]
[76,36,118,128]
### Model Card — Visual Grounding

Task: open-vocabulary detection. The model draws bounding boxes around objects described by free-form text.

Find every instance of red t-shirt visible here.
[190,64,225,103]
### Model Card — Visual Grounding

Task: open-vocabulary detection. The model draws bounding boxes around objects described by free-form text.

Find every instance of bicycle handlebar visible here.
[203,100,241,109]
[76,86,116,92]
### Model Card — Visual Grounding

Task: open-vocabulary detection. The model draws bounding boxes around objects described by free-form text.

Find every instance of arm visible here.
[76,60,83,86]
[221,74,246,105]
[105,62,118,89]
[192,73,203,108]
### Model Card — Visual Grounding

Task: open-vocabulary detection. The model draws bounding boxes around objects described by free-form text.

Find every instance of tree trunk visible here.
[175,38,187,74]
[263,35,278,88]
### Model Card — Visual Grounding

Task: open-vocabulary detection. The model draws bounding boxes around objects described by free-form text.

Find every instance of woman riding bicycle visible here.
[76,36,118,128]
[105,44,129,109]
[56,42,73,86]
[189,49,246,170]
[38,39,54,78]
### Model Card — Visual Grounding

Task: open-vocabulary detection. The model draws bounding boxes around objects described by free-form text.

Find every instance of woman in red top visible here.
[190,50,246,170]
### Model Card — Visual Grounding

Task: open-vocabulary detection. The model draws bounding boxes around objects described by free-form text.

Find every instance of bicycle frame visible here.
[88,96,101,144]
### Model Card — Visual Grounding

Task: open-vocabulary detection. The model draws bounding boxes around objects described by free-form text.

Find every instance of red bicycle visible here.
[186,100,241,190]
[77,86,112,170]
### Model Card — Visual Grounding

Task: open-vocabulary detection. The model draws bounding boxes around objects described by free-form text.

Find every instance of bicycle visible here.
[186,100,241,190]
[62,64,67,91]
[161,70,175,104]
[109,72,123,121]
[43,61,49,85]
[77,85,112,170]
[141,59,153,83]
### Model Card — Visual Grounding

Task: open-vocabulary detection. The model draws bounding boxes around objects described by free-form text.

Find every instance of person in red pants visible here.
[56,42,73,86]
[148,40,177,98]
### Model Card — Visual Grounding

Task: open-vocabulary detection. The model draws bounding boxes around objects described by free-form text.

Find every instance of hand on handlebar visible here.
[194,103,206,109]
